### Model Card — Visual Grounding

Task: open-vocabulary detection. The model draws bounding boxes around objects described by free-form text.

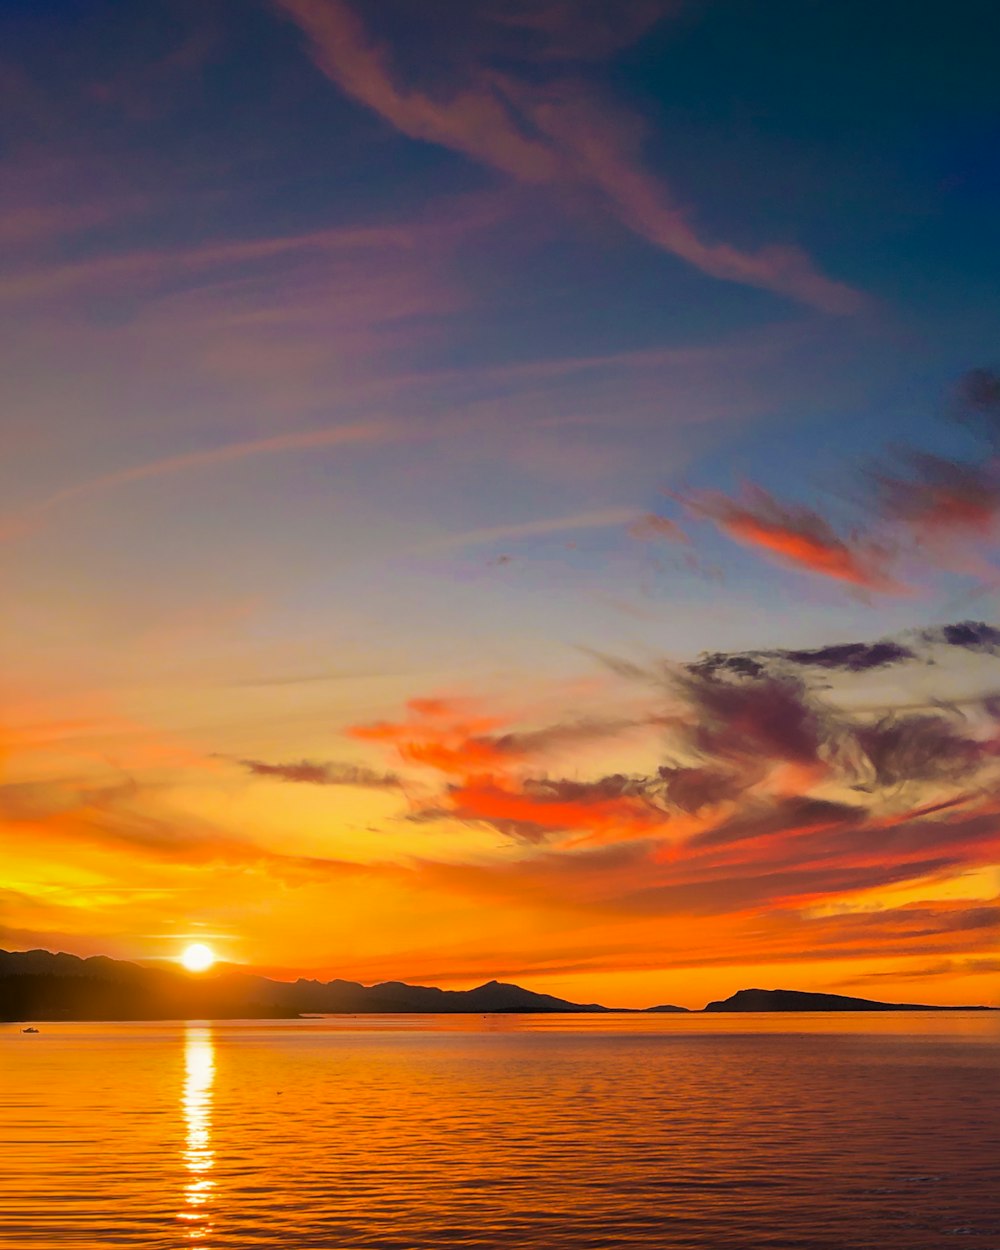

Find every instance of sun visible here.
[180,942,216,973]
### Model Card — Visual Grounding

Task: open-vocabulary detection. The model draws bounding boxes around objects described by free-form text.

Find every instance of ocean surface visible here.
[1,1013,998,1249]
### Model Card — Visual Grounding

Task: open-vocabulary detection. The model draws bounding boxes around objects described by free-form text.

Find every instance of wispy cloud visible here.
[685,485,904,592]
[275,0,865,312]
[0,420,396,542]
[234,757,401,790]
[690,620,1000,679]
[627,513,688,543]
[418,506,642,553]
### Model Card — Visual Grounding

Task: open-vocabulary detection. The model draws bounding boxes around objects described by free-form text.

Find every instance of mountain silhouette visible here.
[1,951,991,1020]
[0,950,625,1020]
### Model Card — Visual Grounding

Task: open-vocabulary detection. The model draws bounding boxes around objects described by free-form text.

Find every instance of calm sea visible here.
[2,1013,998,1249]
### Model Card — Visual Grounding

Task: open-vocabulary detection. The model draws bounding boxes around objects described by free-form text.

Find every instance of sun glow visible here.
[180,943,216,973]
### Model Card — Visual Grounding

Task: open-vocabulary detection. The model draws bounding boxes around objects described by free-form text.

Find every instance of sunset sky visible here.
[1,0,998,1008]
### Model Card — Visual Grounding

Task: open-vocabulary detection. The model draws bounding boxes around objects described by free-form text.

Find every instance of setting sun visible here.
[180,943,216,974]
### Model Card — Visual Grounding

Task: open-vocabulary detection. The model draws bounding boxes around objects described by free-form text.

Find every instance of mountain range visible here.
[0,950,993,1021]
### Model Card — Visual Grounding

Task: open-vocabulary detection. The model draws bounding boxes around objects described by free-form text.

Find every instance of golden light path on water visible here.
[180,1026,215,1242]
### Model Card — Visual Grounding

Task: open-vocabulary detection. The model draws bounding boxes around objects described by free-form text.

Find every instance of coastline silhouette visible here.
[2,949,992,1021]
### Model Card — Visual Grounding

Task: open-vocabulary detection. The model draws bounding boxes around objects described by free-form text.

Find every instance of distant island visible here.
[0,950,993,1021]
[703,988,995,1012]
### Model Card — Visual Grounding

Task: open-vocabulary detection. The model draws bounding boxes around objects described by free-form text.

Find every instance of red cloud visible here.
[688,486,905,592]
[348,697,667,843]
[349,698,513,777]
[874,453,1000,546]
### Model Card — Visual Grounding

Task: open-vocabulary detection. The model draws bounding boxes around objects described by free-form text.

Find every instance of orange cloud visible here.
[349,698,513,777]
[348,697,667,843]
[688,486,905,591]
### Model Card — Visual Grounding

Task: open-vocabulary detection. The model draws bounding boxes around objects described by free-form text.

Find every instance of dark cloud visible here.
[235,758,401,789]
[871,451,1000,539]
[521,773,652,804]
[693,636,915,677]
[779,639,917,671]
[952,367,1000,445]
[655,764,747,814]
[688,652,768,680]
[850,712,984,790]
[675,666,827,766]
[490,717,644,756]
[956,367,1000,414]
[688,795,862,850]
[405,801,551,844]
[689,620,1000,681]
[925,620,1000,653]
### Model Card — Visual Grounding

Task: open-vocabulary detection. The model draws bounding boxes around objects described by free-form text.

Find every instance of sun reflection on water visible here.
[179,1026,215,1241]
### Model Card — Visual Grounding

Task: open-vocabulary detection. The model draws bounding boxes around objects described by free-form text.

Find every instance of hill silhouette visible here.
[1,951,992,1020]
[703,987,994,1012]
[0,950,625,1020]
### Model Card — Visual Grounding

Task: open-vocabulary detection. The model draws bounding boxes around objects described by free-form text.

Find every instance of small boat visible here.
[21,1026,39,1034]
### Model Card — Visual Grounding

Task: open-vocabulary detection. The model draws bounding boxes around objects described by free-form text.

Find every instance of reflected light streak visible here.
[179,1026,216,1241]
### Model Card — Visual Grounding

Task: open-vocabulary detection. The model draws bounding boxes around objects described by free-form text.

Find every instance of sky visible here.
[1,0,998,1008]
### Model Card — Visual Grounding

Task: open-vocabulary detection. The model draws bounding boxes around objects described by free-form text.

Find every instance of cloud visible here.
[872,452,1000,554]
[777,639,918,672]
[418,506,642,553]
[274,0,864,312]
[835,955,1000,986]
[0,420,395,542]
[0,773,372,885]
[481,0,672,60]
[347,618,1000,866]
[689,620,1000,683]
[678,368,1000,594]
[349,697,669,843]
[627,513,688,543]
[491,716,646,756]
[686,485,903,591]
[654,764,749,814]
[848,713,986,791]
[445,773,665,845]
[952,367,1000,446]
[927,621,1000,653]
[672,664,829,768]
[349,698,513,777]
[234,758,401,789]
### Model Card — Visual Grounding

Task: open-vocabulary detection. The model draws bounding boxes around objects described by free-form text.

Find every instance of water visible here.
[2,1013,998,1249]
